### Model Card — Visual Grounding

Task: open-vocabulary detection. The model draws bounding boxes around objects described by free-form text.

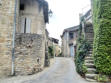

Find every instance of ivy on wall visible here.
[75,24,90,76]
[93,0,111,75]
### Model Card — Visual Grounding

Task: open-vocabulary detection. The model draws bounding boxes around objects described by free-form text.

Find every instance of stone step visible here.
[88,54,92,56]
[86,55,93,58]
[88,50,93,53]
[87,68,96,73]
[90,47,93,49]
[86,37,94,39]
[87,38,93,39]
[88,38,93,40]
[85,63,95,68]
[85,57,93,60]
[90,45,93,48]
[87,39,94,41]
[90,43,93,45]
[86,78,97,82]
[89,49,93,51]
[86,74,97,79]
[88,41,94,43]
[85,60,94,63]
[89,46,93,49]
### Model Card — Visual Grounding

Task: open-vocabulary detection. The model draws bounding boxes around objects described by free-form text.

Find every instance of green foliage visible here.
[75,32,90,76]
[48,46,54,58]
[82,64,87,74]
[96,74,109,82]
[93,0,111,75]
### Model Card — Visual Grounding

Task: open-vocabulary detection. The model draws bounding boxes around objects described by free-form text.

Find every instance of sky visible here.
[46,0,91,43]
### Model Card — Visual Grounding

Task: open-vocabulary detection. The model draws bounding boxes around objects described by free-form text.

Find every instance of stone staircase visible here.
[84,23,98,82]
[85,54,97,81]
[85,43,98,81]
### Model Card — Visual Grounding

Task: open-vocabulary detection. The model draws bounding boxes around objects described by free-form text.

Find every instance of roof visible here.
[37,0,49,23]
[61,25,79,37]
[49,37,59,44]
[64,25,79,32]
[83,9,91,17]
[45,29,49,36]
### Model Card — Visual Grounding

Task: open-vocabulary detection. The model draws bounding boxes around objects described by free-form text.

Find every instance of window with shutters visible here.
[20,18,31,33]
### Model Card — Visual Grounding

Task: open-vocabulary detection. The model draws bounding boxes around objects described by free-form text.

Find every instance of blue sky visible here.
[46,0,91,43]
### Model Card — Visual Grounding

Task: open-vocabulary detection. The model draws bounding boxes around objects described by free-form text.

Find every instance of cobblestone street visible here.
[0,57,93,83]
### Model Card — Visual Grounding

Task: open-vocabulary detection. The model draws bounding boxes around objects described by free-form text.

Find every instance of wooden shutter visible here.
[26,18,31,33]
[20,18,25,33]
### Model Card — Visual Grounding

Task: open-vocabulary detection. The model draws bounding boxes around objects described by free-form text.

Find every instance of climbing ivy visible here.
[93,0,111,75]
[75,24,90,76]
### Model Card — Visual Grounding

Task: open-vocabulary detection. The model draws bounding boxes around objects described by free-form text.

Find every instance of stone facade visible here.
[0,0,49,77]
[49,37,60,57]
[80,9,93,43]
[17,0,46,35]
[15,34,45,75]
[0,0,16,78]
[54,44,61,57]
[61,26,79,57]
[44,29,50,67]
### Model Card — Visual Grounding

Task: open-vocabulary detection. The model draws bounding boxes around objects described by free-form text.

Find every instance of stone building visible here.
[48,37,60,57]
[0,0,49,77]
[55,45,61,57]
[51,38,61,57]
[44,29,50,66]
[79,9,93,41]
[61,25,79,57]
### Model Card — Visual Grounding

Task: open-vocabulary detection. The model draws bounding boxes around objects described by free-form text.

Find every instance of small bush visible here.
[48,46,54,58]
[96,74,109,82]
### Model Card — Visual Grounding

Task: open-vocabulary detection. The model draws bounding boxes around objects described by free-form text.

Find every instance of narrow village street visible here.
[1,0,111,82]
[23,57,89,83]
[0,58,92,83]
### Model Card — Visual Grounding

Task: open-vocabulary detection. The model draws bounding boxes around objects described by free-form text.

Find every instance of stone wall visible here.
[14,33,45,75]
[0,0,15,78]
[17,0,46,35]
[84,23,94,43]
[61,32,70,57]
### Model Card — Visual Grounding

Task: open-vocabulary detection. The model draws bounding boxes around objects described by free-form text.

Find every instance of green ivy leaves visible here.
[93,0,111,75]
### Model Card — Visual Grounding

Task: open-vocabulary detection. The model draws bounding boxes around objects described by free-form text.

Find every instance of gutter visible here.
[11,0,17,75]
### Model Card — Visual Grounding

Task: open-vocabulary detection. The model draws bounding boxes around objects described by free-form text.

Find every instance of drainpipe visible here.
[12,0,17,75]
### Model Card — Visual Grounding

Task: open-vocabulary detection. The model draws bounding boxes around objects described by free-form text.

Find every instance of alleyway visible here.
[0,57,92,83]
[23,57,90,83]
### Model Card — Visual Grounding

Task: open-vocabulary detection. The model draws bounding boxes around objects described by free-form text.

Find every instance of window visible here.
[21,18,31,33]
[20,4,25,10]
[69,32,74,39]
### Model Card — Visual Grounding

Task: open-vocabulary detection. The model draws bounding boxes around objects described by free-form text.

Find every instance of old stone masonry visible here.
[1,0,111,83]
[0,0,53,78]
